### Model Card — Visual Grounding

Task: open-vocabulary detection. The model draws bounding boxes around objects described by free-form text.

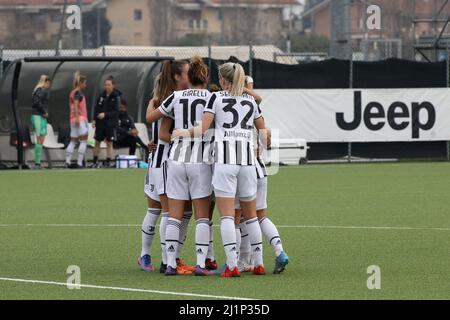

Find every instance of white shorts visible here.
[153,162,168,196]
[70,121,89,138]
[144,166,160,202]
[166,160,213,201]
[212,164,257,200]
[235,177,267,211]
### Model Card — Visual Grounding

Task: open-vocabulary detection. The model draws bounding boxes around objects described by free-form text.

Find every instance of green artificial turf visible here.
[0,163,449,300]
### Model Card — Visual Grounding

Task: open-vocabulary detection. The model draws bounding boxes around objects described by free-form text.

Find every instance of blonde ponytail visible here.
[33,75,50,94]
[219,62,245,96]
[231,63,245,96]
[73,71,86,89]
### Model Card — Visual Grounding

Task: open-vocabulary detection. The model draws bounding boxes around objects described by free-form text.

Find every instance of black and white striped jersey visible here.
[204,91,262,166]
[255,157,268,179]
[159,89,213,163]
[150,118,170,169]
[254,128,268,179]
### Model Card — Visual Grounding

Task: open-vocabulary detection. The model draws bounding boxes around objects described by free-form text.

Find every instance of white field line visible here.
[0,223,449,231]
[0,224,141,228]
[0,277,256,300]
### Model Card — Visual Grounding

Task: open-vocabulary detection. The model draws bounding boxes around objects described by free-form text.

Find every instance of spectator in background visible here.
[31,75,51,169]
[66,72,89,169]
[91,77,120,168]
[114,99,149,158]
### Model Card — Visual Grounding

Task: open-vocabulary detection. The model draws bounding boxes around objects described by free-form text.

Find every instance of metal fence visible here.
[1,42,449,87]
[0,41,422,82]
[0,44,298,63]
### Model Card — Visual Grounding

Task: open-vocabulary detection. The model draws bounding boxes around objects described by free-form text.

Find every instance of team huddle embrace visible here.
[140,57,289,277]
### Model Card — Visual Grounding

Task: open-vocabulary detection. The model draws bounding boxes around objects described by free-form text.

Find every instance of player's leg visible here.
[159,193,170,272]
[165,160,193,275]
[105,126,116,167]
[238,166,265,275]
[236,209,253,272]
[176,201,193,271]
[235,212,242,264]
[139,165,162,272]
[212,164,240,277]
[92,141,101,167]
[106,141,113,167]
[127,135,138,156]
[256,177,289,274]
[188,163,214,276]
[138,196,161,272]
[77,122,88,168]
[192,197,213,276]
[205,198,217,270]
[156,163,170,273]
[165,198,185,276]
[66,123,79,167]
[35,135,45,168]
[31,115,46,168]
[92,126,103,167]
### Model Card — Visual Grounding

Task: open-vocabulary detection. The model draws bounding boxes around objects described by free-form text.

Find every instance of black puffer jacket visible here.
[117,111,136,140]
[31,88,49,117]
[94,90,120,128]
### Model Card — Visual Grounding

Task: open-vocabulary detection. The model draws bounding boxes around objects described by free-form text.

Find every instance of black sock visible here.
[106,158,111,165]
[93,156,98,164]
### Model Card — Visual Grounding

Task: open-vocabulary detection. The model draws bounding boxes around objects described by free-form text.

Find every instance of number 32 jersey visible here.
[205,90,262,166]
[159,89,212,163]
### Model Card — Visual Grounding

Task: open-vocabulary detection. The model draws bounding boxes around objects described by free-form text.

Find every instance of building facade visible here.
[0,0,100,49]
[302,0,448,40]
[107,0,302,46]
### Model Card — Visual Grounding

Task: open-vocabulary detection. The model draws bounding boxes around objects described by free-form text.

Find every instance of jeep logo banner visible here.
[258,89,449,143]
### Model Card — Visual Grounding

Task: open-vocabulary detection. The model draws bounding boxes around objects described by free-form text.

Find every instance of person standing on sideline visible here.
[31,75,51,170]
[91,77,120,168]
[66,72,89,169]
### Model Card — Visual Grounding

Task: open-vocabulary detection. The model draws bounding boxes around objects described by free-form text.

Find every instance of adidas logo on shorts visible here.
[196,248,203,254]
[254,247,261,252]
[168,245,175,252]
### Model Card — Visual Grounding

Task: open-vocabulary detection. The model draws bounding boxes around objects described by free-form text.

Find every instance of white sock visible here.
[195,218,210,268]
[239,219,251,264]
[66,141,76,164]
[165,218,181,269]
[206,221,215,261]
[159,213,169,265]
[177,211,192,259]
[77,141,87,167]
[141,208,161,257]
[246,217,264,267]
[220,216,238,270]
[260,217,284,257]
[235,226,241,261]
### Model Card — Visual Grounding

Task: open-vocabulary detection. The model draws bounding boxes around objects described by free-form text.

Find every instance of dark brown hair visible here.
[105,75,116,85]
[156,60,188,106]
[209,84,221,92]
[188,56,208,86]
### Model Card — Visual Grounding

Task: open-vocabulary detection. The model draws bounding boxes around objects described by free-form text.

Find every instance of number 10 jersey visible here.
[159,89,213,163]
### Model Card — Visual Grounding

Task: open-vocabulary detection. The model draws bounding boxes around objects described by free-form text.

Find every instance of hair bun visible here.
[190,56,203,66]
